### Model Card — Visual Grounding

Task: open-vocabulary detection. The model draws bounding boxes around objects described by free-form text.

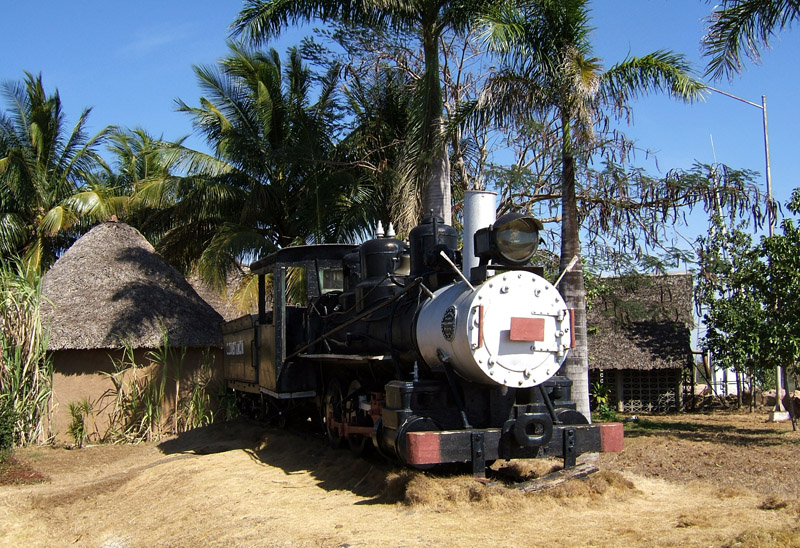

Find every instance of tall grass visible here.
[103,340,169,443]
[66,398,93,448]
[103,330,215,443]
[0,259,53,447]
[178,349,215,431]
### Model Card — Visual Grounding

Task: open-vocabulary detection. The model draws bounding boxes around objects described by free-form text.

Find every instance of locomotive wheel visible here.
[345,380,372,457]
[324,377,346,448]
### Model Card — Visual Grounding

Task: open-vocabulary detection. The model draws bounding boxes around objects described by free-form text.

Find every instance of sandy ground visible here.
[1,411,799,548]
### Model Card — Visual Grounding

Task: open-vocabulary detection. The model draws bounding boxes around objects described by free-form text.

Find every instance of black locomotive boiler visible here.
[222,214,622,475]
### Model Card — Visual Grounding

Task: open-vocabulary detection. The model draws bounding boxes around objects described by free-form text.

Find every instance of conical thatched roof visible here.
[587,273,693,371]
[187,271,247,322]
[42,221,223,350]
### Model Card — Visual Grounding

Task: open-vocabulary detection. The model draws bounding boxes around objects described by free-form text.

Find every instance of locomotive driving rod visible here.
[283,278,425,362]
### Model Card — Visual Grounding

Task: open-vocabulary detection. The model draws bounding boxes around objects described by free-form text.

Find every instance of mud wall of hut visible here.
[49,348,223,442]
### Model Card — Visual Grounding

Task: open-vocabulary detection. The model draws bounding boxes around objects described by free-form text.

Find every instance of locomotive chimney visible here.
[461,190,497,279]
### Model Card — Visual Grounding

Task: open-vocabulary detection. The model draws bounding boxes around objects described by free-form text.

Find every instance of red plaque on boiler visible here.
[509,317,546,341]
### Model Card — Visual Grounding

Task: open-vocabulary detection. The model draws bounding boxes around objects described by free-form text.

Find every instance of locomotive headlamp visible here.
[474,213,543,266]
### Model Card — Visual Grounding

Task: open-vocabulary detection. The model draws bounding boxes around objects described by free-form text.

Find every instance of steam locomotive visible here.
[222,212,622,475]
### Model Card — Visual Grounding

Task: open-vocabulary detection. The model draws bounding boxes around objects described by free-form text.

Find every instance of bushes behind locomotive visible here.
[0,395,15,464]
[590,381,617,422]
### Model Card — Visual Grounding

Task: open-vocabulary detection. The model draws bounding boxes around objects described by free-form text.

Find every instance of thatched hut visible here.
[188,272,248,322]
[588,273,694,413]
[41,221,224,440]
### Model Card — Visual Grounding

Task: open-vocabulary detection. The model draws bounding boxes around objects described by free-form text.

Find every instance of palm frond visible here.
[0,213,28,254]
[231,0,402,45]
[0,73,112,272]
[601,50,705,107]
[197,224,271,290]
[703,0,800,80]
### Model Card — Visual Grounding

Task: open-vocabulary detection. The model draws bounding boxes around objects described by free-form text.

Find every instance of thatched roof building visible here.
[42,221,223,350]
[587,273,694,412]
[588,273,693,371]
[188,272,247,322]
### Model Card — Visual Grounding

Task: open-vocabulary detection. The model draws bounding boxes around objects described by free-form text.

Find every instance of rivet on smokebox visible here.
[534,288,541,297]
[500,286,509,294]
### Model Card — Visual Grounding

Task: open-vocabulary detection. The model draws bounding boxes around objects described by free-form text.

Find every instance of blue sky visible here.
[2,0,798,245]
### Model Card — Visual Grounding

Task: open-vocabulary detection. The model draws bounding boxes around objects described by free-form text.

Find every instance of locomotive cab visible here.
[222,244,356,402]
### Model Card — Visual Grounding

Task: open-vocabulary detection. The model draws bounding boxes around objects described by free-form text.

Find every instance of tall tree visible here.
[299,22,498,232]
[695,214,767,400]
[481,0,707,418]
[105,128,189,239]
[0,72,119,273]
[144,45,346,289]
[333,65,413,240]
[754,189,800,394]
[697,188,800,424]
[232,0,501,227]
[106,128,185,198]
[703,0,800,79]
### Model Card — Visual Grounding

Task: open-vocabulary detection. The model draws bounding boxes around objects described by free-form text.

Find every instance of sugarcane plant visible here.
[0,258,53,448]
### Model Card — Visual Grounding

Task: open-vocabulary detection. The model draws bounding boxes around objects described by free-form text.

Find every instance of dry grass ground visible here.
[1,410,799,547]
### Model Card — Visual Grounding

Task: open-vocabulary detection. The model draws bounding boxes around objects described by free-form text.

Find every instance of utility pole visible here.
[706,87,788,421]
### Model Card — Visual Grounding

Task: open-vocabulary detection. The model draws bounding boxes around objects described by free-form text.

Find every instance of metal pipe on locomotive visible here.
[223,210,623,475]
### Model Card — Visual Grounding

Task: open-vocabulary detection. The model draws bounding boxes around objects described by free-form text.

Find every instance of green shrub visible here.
[0,396,16,461]
[590,381,617,422]
[67,399,93,448]
[216,386,240,422]
[595,403,618,422]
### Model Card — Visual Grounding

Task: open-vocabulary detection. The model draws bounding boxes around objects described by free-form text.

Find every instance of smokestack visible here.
[462,190,497,279]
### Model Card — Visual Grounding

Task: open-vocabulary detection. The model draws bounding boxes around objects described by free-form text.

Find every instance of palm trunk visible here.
[558,119,591,421]
[419,25,451,225]
[424,151,452,224]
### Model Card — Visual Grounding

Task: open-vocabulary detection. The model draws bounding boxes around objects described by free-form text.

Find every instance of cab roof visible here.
[250,244,357,275]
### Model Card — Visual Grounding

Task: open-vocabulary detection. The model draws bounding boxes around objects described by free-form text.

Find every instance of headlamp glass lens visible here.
[495,218,539,263]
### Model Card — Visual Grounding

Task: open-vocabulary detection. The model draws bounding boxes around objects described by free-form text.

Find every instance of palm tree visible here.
[482,0,705,418]
[232,0,502,227]
[703,0,800,80]
[332,66,414,240]
[144,44,347,290]
[106,128,184,196]
[104,128,197,245]
[0,72,119,273]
